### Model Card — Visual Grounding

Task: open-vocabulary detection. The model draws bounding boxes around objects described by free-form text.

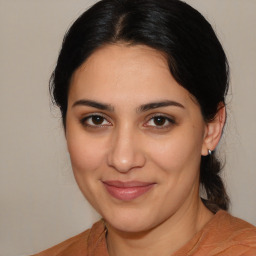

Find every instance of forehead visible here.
[68,44,196,109]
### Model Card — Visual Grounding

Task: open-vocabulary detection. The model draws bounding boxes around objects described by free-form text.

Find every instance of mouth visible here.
[102,180,156,201]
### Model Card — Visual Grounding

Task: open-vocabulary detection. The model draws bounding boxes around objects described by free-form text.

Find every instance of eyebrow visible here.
[138,100,184,112]
[72,99,114,111]
[72,99,184,112]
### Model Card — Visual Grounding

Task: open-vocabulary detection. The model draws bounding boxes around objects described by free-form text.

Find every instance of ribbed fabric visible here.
[32,211,256,256]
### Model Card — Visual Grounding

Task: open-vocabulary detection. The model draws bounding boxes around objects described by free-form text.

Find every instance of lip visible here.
[102,180,155,201]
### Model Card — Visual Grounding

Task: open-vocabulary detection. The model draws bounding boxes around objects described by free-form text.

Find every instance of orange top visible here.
[32,210,256,256]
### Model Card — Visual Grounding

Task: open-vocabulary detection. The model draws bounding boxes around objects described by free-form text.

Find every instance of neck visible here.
[106,197,213,256]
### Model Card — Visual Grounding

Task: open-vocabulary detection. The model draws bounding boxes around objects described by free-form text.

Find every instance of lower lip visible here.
[103,183,155,201]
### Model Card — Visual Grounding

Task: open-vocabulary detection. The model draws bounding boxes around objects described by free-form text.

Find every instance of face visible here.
[66,44,208,233]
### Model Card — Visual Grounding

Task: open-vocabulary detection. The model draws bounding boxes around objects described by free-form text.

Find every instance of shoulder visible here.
[31,220,107,256]
[213,210,256,239]
[198,210,256,255]
[174,210,256,256]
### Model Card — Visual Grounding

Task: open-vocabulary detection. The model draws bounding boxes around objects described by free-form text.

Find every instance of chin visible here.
[101,207,161,233]
[108,218,151,233]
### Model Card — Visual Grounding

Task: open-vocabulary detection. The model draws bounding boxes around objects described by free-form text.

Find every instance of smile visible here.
[102,180,155,201]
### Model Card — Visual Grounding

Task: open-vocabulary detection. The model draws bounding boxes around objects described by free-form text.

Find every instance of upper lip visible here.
[102,180,155,188]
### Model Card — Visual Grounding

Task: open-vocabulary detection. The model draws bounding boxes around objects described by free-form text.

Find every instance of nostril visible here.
[107,129,146,172]
[107,146,146,173]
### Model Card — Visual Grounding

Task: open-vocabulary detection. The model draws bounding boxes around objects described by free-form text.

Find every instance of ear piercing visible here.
[208,149,212,155]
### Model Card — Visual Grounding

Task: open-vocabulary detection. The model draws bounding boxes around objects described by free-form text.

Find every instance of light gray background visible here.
[0,0,255,255]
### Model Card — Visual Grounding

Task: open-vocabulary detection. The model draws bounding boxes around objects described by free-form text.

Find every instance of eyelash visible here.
[80,113,176,129]
[80,113,111,128]
[144,114,176,129]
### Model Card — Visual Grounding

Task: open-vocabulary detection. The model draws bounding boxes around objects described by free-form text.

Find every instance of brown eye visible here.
[145,115,175,129]
[153,116,166,126]
[91,115,104,125]
[81,114,112,127]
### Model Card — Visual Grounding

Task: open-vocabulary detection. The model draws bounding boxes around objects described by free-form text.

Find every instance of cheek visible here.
[69,142,99,172]
[66,130,107,177]
[146,126,204,176]
[66,133,107,209]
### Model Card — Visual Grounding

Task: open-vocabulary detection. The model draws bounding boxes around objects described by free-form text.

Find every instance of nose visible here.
[107,126,146,173]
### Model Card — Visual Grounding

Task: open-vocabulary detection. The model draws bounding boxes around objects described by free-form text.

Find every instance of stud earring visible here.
[208,149,212,155]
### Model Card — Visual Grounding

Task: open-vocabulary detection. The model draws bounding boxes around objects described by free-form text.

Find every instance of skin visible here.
[66,44,225,256]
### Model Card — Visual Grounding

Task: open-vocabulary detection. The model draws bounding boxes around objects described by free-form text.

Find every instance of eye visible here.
[145,115,175,128]
[81,114,112,127]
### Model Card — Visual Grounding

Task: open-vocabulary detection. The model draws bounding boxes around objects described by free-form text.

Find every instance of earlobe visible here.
[201,104,226,156]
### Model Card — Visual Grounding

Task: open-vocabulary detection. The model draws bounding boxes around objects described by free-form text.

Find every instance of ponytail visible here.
[200,152,230,213]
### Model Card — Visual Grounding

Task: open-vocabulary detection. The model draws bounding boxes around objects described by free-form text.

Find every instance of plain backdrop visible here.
[0,0,255,255]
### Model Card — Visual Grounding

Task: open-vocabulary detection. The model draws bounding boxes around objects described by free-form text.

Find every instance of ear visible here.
[201,103,226,156]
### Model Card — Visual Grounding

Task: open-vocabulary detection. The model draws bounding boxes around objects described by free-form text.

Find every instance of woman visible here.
[33,0,256,255]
